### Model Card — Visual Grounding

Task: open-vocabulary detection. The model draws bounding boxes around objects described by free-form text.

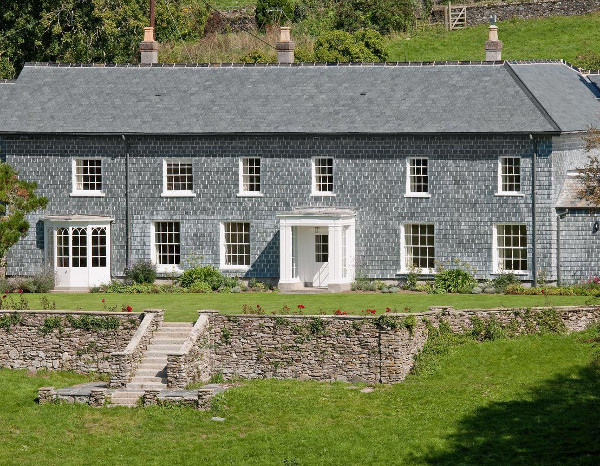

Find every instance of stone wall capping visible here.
[0,309,143,316]
[198,309,220,315]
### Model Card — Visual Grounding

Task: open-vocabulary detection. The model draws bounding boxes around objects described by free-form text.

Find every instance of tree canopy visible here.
[0,163,48,261]
[0,0,209,79]
[577,128,600,206]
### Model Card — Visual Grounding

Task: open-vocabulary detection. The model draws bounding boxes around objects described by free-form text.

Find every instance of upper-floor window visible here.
[239,157,262,196]
[152,221,181,271]
[163,159,194,197]
[494,224,527,274]
[72,159,104,196]
[402,224,435,273]
[406,157,429,196]
[498,157,521,194]
[221,222,250,270]
[312,157,334,195]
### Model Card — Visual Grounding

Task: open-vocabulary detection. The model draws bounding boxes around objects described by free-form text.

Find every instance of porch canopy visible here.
[277,208,355,293]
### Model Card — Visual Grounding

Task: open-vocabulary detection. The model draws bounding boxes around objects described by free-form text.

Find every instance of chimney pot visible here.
[276,26,295,64]
[485,24,503,61]
[144,26,155,42]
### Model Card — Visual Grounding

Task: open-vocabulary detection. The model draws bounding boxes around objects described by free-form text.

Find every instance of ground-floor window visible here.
[154,221,181,268]
[495,224,527,273]
[223,222,250,269]
[402,224,435,272]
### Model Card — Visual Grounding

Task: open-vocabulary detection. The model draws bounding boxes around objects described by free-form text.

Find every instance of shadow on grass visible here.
[418,362,600,465]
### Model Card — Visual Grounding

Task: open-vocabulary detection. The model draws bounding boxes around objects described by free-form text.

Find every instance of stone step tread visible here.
[151,333,190,339]
[130,376,167,381]
[146,345,184,350]
[126,384,167,390]
[150,339,188,345]
[137,363,167,368]
[161,322,194,327]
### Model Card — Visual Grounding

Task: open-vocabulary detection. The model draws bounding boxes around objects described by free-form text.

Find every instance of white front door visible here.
[313,233,329,287]
[53,225,111,289]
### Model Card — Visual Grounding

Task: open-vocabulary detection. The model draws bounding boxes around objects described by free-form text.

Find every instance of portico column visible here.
[279,223,293,283]
[328,225,343,287]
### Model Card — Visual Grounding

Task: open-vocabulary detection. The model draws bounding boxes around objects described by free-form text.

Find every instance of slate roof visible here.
[556,174,597,209]
[0,61,598,135]
[510,62,600,132]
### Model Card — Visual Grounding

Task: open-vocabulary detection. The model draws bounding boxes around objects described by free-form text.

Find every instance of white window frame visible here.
[496,156,524,196]
[220,221,251,271]
[237,157,264,197]
[399,223,435,274]
[405,157,431,198]
[150,221,183,273]
[311,156,335,196]
[492,223,528,275]
[161,158,196,197]
[71,158,105,197]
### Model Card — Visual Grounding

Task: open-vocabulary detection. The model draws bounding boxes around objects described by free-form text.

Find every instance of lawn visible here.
[0,328,598,465]
[17,292,597,321]
[387,13,600,66]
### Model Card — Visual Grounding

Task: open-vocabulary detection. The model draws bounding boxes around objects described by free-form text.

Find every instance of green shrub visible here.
[492,273,521,293]
[178,266,238,291]
[188,281,212,293]
[433,261,476,294]
[314,29,388,62]
[125,260,157,284]
[335,0,417,34]
[255,0,294,31]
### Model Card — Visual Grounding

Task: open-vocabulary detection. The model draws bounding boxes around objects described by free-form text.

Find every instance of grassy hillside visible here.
[0,327,598,464]
[162,12,600,67]
[387,13,600,65]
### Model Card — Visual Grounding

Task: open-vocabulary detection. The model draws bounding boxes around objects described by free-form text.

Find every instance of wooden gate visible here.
[444,3,467,30]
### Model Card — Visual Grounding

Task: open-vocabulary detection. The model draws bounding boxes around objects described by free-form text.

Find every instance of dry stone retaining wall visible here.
[0,310,143,373]
[432,0,600,26]
[170,306,600,387]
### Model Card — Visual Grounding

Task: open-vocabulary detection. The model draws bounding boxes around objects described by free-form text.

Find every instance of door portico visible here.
[278,208,355,292]
[44,215,113,290]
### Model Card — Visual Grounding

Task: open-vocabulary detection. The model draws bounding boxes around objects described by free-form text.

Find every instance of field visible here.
[0,327,598,465]
[387,14,600,65]
[13,292,596,321]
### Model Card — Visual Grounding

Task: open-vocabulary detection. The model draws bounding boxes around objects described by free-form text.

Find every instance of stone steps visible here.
[109,321,194,406]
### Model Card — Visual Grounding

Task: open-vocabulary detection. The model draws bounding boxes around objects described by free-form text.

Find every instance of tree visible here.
[335,0,417,34]
[0,0,209,79]
[255,0,294,31]
[577,128,600,206]
[0,163,48,261]
[313,29,388,62]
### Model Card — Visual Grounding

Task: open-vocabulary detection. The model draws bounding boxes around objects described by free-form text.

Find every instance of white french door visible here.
[53,224,111,289]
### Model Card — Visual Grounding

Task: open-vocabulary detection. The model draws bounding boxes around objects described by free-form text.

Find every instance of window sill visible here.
[492,271,529,276]
[220,266,250,272]
[161,192,196,198]
[404,193,431,198]
[310,192,336,197]
[494,192,525,197]
[397,270,436,275]
[156,266,183,275]
[237,192,264,198]
[70,192,105,198]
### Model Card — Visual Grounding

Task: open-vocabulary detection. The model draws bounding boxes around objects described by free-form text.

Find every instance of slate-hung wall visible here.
[4,132,569,281]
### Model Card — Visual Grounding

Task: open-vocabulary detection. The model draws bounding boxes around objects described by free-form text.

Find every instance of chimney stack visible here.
[276,27,295,64]
[140,0,158,64]
[485,16,503,61]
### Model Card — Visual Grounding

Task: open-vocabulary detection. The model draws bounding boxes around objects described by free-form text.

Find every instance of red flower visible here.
[127,306,132,312]
[297,304,305,309]
[101,299,105,303]
[18,289,23,294]
[386,307,391,313]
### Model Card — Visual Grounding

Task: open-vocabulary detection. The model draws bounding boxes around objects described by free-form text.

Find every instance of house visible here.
[0,27,599,291]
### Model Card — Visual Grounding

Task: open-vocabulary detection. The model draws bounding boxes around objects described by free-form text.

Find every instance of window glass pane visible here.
[71,227,87,268]
[315,234,329,262]
[166,161,193,192]
[500,157,521,192]
[314,158,334,193]
[408,158,428,193]
[496,224,527,272]
[224,222,250,266]
[91,227,107,268]
[56,228,70,268]
[242,158,261,192]
[155,222,181,265]
[75,159,102,191]
[404,224,434,270]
